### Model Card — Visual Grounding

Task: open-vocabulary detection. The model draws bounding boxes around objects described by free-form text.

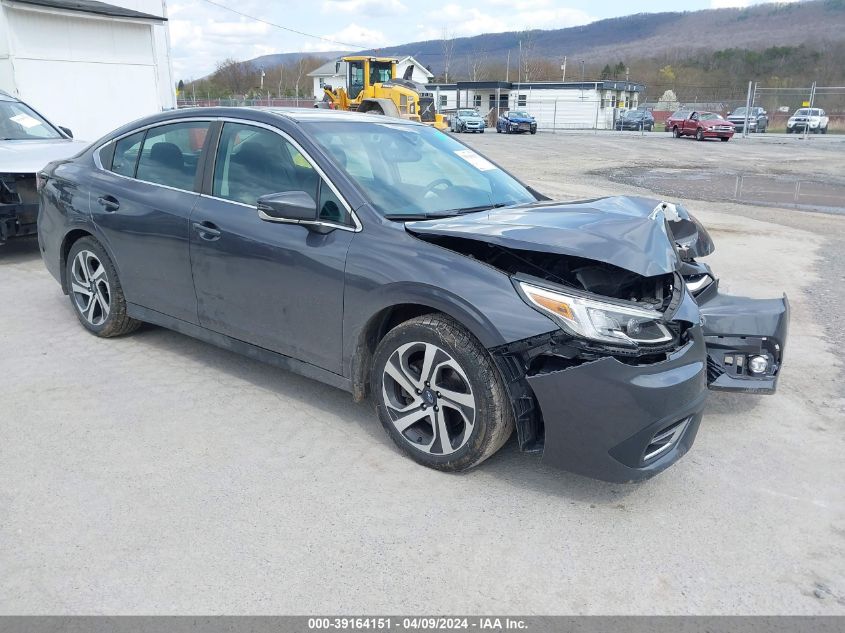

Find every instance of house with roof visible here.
[309,55,433,101]
[0,0,175,139]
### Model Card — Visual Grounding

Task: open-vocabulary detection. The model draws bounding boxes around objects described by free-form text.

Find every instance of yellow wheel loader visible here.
[318,56,447,130]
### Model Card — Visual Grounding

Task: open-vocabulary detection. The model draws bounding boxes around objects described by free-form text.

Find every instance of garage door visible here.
[7,7,162,141]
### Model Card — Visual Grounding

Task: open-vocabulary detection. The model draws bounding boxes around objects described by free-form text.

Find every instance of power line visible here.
[200,0,364,50]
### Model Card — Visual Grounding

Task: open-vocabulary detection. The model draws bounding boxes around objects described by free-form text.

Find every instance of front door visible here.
[89,120,212,323]
[189,121,356,374]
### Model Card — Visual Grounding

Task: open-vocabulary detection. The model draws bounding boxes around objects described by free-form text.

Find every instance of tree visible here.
[213,58,252,96]
[467,47,488,82]
[441,28,455,83]
[658,64,676,85]
[518,29,537,83]
[613,61,626,79]
[600,64,612,80]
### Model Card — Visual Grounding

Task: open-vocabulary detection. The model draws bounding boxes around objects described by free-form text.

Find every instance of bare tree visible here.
[518,29,537,83]
[213,58,252,96]
[441,28,455,83]
[467,47,488,82]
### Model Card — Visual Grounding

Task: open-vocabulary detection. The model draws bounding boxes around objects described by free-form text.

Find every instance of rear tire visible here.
[371,314,514,472]
[822,126,828,134]
[66,237,140,337]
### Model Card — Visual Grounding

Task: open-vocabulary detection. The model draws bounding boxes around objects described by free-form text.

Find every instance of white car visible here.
[1,90,87,244]
[786,108,829,134]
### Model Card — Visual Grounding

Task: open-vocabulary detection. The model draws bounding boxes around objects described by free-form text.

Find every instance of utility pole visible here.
[580,59,585,99]
[506,50,510,82]
[743,80,752,138]
[259,67,265,91]
[561,56,566,82]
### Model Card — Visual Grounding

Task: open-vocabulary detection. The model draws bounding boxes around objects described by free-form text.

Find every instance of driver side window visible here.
[213,123,318,206]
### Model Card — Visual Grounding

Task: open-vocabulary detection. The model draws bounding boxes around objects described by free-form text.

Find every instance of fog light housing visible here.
[748,355,769,374]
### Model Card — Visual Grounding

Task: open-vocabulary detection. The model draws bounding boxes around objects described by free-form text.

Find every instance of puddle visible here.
[607,168,845,215]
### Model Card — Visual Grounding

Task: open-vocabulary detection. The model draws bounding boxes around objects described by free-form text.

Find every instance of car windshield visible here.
[0,100,62,140]
[795,108,819,116]
[458,110,478,117]
[303,121,536,218]
[624,111,644,119]
[699,113,722,120]
[510,111,530,118]
[731,107,747,115]
[671,111,690,119]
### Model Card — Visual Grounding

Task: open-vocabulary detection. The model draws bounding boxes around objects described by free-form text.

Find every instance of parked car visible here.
[615,110,654,131]
[726,106,768,133]
[37,108,788,482]
[664,110,691,132]
[450,108,485,133]
[786,108,829,134]
[0,90,86,245]
[496,110,537,134]
[670,111,735,141]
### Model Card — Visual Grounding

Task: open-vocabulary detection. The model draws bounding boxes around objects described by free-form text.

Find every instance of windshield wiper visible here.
[443,202,509,215]
[384,203,510,222]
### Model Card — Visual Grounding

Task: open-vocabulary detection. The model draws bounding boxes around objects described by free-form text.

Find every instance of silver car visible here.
[449,108,486,133]
[1,91,86,244]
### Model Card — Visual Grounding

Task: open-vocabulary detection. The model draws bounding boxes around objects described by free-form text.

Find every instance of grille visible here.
[707,355,724,383]
[643,417,690,463]
[518,122,531,130]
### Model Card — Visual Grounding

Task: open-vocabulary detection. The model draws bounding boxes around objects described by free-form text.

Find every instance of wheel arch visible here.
[349,295,505,403]
[59,228,122,295]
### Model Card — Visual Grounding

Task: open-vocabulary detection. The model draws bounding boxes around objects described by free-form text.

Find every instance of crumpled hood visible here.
[507,116,534,123]
[0,139,88,173]
[406,196,684,278]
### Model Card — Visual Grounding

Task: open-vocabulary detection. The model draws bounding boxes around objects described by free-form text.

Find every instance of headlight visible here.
[519,282,673,347]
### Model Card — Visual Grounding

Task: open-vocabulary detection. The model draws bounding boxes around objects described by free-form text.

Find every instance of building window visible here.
[439,95,447,107]
[473,95,481,107]
[517,94,527,107]
[319,78,326,88]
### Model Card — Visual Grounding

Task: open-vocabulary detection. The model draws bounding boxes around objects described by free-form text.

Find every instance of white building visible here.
[0,0,175,140]
[309,55,433,101]
[427,80,645,130]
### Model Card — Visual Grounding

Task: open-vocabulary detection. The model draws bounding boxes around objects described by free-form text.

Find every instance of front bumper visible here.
[702,130,734,139]
[525,329,708,482]
[698,288,789,394]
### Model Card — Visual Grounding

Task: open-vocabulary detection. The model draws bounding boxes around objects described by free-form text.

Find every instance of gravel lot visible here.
[1,129,844,615]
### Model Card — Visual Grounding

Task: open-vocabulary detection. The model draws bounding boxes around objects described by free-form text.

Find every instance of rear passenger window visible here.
[111,131,144,177]
[135,121,209,191]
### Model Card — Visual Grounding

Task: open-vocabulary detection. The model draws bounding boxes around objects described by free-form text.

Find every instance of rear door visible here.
[188,120,356,374]
[90,119,212,323]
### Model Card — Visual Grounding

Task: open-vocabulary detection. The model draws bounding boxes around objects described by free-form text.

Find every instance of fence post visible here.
[552,98,557,133]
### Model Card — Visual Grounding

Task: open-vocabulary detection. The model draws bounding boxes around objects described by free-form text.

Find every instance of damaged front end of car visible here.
[0,172,39,245]
[406,196,789,481]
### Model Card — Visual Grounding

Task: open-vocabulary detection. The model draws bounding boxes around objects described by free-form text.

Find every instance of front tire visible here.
[66,237,140,337]
[673,126,681,138]
[721,137,730,142]
[371,314,514,472]
[696,128,705,141]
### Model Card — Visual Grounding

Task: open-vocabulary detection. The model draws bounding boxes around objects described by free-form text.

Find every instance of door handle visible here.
[97,195,120,212]
[192,221,221,240]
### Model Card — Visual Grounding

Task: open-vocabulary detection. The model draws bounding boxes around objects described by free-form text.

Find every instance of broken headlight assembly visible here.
[518,282,673,348]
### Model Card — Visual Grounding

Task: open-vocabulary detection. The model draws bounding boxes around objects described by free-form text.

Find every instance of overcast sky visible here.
[167,0,788,80]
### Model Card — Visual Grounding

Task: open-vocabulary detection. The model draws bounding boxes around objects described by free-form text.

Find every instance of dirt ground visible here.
[0,129,843,615]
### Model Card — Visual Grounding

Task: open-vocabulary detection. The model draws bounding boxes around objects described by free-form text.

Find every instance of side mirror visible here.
[257,191,317,223]
[59,126,73,138]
